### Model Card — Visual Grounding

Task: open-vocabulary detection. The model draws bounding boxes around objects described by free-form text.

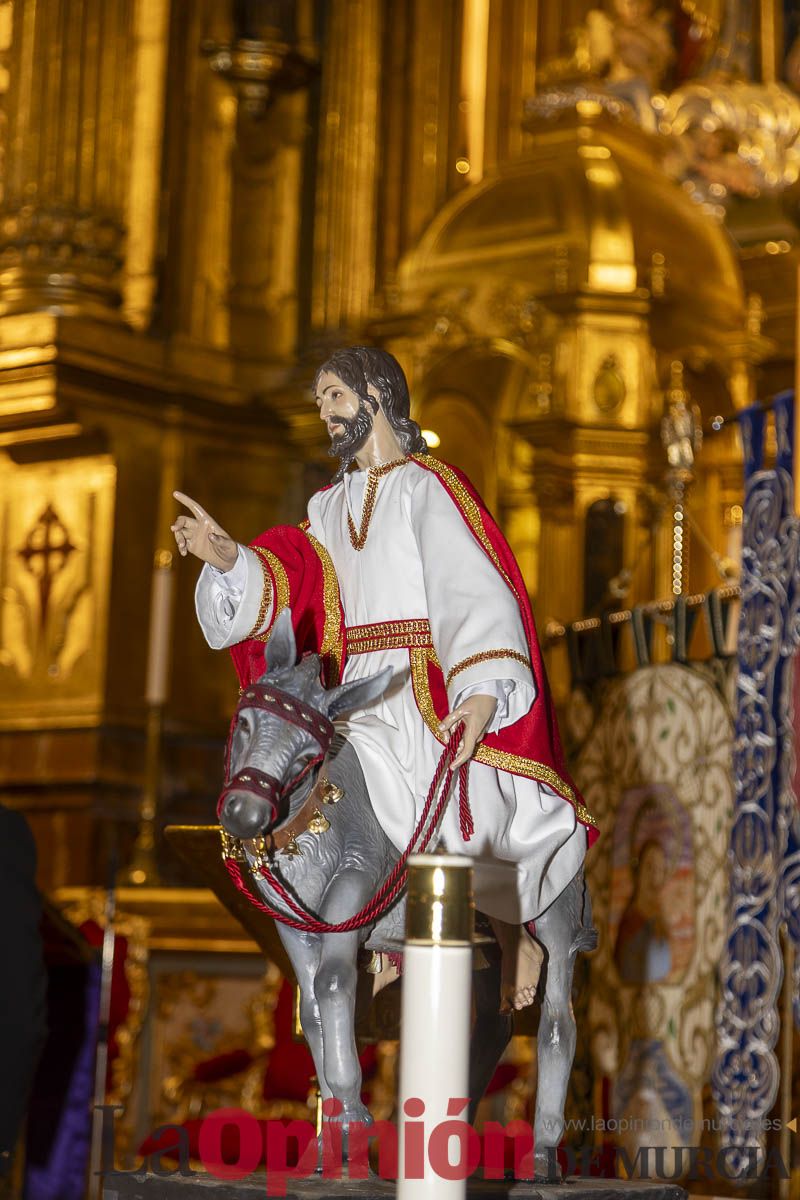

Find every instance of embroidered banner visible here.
[712,391,800,1173]
[573,662,734,1170]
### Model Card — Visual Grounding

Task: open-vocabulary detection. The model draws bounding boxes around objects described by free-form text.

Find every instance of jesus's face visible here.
[314,369,379,459]
[315,370,362,436]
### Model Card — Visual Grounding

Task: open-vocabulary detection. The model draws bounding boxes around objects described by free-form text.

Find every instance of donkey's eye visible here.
[237,716,250,733]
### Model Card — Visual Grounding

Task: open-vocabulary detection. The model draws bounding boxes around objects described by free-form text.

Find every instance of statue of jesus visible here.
[172,346,598,1009]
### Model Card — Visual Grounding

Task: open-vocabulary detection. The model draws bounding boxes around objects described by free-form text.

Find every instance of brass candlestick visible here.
[120,549,174,886]
[119,702,163,886]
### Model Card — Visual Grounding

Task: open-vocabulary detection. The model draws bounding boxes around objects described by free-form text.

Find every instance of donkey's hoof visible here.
[533,1148,562,1183]
[510,1149,561,1183]
[336,1101,373,1128]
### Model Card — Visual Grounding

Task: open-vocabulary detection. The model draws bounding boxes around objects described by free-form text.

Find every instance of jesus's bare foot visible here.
[488,918,544,1013]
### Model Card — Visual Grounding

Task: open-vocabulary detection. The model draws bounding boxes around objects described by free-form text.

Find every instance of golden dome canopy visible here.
[400,108,745,353]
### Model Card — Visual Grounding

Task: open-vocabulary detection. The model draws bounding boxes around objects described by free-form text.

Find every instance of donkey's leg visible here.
[531,868,593,1180]
[275,924,330,1097]
[314,869,374,1127]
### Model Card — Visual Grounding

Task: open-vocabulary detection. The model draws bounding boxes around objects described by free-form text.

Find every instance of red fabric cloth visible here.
[260,978,316,1102]
[80,920,129,1087]
[230,524,344,690]
[229,458,597,844]
[193,1050,254,1084]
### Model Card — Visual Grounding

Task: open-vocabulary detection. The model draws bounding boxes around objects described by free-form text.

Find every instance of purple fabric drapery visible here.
[25,960,100,1200]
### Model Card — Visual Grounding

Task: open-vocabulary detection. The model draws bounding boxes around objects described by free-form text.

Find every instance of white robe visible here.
[196,459,585,922]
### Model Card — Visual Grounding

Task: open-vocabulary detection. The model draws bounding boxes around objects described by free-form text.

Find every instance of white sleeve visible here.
[194,544,274,650]
[409,467,536,729]
[456,679,530,734]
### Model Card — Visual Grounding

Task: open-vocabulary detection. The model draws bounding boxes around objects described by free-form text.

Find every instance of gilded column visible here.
[229,92,308,361]
[311,0,381,332]
[1,0,137,317]
[534,474,579,705]
[484,0,539,167]
[122,0,169,330]
[404,0,459,249]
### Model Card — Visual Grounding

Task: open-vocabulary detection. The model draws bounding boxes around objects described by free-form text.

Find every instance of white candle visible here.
[145,552,174,705]
[398,855,474,1200]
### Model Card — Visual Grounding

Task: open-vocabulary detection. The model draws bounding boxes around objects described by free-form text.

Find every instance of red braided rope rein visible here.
[223,726,472,933]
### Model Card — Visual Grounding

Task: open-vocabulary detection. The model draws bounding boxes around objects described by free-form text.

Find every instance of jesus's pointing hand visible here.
[171,492,238,572]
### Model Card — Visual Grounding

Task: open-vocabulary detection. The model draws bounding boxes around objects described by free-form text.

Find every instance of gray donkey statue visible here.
[219,609,595,1176]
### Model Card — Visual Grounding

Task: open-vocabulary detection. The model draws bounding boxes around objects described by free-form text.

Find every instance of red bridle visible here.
[217,682,335,824]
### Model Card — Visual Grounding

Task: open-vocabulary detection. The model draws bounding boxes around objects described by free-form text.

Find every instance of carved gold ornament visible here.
[593,354,627,415]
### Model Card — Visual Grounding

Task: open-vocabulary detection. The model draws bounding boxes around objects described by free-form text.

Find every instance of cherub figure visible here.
[661,363,702,473]
[586,0,674,126]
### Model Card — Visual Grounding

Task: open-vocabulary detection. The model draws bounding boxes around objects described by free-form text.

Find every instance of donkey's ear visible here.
[325,666,393,722]
[264,608,297,674]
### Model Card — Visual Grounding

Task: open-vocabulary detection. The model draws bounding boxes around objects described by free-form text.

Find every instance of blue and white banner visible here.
[713,391,800,1171]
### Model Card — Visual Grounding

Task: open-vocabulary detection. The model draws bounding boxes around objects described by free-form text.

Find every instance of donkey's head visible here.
[219,609,391,840]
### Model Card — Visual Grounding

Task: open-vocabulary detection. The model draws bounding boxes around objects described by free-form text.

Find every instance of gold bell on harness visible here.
[320,777,344,805]
[282,833,303,857]
[219,829,247,863]
[306,809,331,835]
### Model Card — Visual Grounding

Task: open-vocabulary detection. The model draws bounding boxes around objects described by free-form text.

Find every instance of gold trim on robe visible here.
[445,649,531,689]
[251,546,290,641]
[301,529,345,684]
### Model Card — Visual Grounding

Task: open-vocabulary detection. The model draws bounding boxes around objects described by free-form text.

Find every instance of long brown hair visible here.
[314,346,428,480]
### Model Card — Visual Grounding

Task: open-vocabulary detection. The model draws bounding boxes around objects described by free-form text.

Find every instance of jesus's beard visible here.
[327,399,375,477]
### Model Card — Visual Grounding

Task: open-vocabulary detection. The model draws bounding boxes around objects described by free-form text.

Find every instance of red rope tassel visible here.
[458,764,473,842]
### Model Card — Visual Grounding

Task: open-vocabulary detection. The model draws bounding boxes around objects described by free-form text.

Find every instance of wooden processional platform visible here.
[103,1171,688,1199]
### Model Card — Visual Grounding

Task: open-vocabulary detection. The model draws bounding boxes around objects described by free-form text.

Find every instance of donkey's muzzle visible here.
[218,769,281,839]
[220,792,277,840]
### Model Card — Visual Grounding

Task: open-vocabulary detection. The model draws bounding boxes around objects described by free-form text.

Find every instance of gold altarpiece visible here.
[0,0,797,1158]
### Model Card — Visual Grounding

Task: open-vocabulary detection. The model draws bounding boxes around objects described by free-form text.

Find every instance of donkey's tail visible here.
[570,925,599,955]
[569,873,598,956]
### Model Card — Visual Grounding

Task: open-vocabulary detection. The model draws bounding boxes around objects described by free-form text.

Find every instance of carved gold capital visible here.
[1,0,137,316]
[0,207,125,317]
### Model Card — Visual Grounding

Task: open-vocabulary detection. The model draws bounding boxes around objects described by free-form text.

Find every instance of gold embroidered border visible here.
[246,547,274,640]
[298,518,310,532]
[410,648,443,733]
[347,457,409,551]
[349,619,432,638]
[255,545,290,612]
[445,649,531,689]
[249,546,290,642]
[302,529,344,683]
[346,618,433,654]
[410,647,597,831]
[349,631,435,654]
